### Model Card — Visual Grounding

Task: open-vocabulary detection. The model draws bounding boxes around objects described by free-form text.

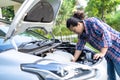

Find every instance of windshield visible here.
[0,27,52,52]
[0,0,58,53]
[20,28,48,41]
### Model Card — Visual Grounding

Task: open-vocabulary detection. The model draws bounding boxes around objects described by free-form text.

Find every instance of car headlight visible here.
[21,59,96,80]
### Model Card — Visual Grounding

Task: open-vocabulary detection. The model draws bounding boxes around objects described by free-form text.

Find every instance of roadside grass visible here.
[85,43,99,53]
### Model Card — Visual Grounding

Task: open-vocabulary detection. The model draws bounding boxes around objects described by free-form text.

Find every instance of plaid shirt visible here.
[76,17,120,63]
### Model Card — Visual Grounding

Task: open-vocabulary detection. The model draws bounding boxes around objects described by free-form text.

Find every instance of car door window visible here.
[0,29,5,37]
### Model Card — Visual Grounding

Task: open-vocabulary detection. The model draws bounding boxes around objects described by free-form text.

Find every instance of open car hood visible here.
[5,0,62,40]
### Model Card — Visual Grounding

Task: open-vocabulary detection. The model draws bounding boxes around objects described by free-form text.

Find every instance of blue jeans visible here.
[105,56,120,80]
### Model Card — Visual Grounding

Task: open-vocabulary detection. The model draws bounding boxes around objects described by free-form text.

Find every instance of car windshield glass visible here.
[20,28,49,41]
[0,27,52,52]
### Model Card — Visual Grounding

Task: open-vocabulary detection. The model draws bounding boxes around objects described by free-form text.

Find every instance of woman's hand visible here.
[71,50,82,62]
[93,53,104,59]
[71,57,76,62]
[94,47,108,59]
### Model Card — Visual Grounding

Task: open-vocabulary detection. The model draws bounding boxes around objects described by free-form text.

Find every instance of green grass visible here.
[85,43,99,53]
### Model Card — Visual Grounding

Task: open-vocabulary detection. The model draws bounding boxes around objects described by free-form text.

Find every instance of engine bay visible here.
[18,40,102,66]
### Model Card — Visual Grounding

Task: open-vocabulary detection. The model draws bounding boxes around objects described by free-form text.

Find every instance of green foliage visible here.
[85,0,120,20]
[86,43,99,52]
[85,0,120,31]
[53,24,73,36]
[56,0,76,24]
[1,6,14,21]
[72,38,78,43]
[53,0,76,36]
[106,11,120,31]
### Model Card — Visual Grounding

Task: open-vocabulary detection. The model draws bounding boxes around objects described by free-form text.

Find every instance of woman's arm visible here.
[90,18,112,59]
[93,47,108,59]
[72,50,82,62]
[73,35,86,62]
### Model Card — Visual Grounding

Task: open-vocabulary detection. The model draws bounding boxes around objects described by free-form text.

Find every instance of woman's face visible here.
[69,22,84,34]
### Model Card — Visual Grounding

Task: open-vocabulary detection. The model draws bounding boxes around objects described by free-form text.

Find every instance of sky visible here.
[77,0,88,8]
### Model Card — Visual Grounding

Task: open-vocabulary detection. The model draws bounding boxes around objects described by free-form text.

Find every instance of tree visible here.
[85,0,120,20]
[85,0,120,31]
[1,6,14,21]
[53,0,76,36]
[106,11,120,31]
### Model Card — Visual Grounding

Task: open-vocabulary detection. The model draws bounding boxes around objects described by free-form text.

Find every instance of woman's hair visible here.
[73,10,85,20]
[66,17,82,28]
[66,10,85,28]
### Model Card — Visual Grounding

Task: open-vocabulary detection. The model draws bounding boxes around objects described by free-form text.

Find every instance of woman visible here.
[66,10,120,80]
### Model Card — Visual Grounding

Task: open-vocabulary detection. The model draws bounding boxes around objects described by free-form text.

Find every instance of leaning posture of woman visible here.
[66,10,120,80]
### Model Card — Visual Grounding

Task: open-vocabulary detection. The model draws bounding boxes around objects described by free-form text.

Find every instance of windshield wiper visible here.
[0,18,11,24]
[19,39,53,49]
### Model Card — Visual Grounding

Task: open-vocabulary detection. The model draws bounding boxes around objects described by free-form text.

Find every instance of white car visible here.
[0,0,108,80]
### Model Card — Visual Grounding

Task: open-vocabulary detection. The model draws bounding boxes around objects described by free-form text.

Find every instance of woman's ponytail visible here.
[73,10,85,20]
